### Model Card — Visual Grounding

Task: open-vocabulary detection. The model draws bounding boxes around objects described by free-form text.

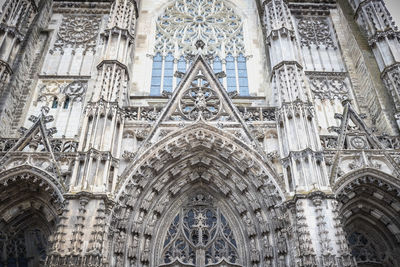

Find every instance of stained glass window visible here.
[177,56,187,85]
[150,53,163,95]
[161,193,240,266]
[150,0,249,95]
[347,231,384,264]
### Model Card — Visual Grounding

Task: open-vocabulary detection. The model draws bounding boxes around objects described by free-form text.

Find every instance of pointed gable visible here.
[329,101,400,181]
[135,55,267,158]
[334,101,383,150]
[0,107,59,173]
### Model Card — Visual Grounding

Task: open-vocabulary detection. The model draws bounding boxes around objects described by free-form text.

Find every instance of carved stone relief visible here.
[179,72,221,121]
[297,17,335,48]
[52,15,101,52]
[308,73,350,100]
[37,80,87,105]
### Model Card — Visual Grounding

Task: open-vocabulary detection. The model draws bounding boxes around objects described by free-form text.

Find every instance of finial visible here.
[195,39,205,50]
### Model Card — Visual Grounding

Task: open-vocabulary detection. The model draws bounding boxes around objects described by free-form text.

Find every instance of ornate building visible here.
[0,0,400,266]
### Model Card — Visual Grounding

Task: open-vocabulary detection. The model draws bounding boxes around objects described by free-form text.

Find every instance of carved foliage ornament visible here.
[179,71,221,121]
[297,17,335,48]
[308,74,349,101]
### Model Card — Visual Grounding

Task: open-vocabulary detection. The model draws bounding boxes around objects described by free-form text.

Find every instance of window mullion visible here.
[160,55,165,93]
[172,58,178,90]
[234,55,240,94]
[222,58,227,90]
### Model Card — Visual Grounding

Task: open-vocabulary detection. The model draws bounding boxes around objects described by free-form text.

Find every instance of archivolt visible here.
[333,168,400,195]
[334,168,400,266]
[109,124,288,266]
[117,123,282,193]
[0,165,65,266]
[0,165,65,208]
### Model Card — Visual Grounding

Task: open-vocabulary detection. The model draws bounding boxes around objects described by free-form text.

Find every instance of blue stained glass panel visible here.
[213,56,223,83]
[226,54,236,93]
[176,56,186,85]
[163,53,174,92]
[150,53,163,95]
[237,54,249,96]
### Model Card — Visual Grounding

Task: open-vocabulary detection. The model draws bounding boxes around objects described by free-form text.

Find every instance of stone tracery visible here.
[110,124,286,267]
[179,71,221,121]
[154,0,244,57]
[150,0,249,95]
[53,15,101,52]
[161,192,241,266]
[1,0,400,266]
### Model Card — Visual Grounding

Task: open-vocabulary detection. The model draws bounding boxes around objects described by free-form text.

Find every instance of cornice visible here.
[289,1,336,16]
[53,1,112,14]
[284,190,336,208]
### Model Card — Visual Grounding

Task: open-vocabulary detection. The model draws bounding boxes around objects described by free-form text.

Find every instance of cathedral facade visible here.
[0,0,400,266]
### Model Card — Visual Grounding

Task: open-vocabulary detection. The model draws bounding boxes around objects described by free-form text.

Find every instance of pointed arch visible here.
[116,123,283,197]
[0,165,66,202]
[0,166,65,266]
[110,124,288,266]
[334,168,400,266]
[332,167,400,194]
[153,187,247,266]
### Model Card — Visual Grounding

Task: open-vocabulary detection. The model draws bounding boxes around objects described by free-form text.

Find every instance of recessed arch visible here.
[152,185,249,266]
[110,124,288,266]
[0,165,66,203]
[334,168,400,267]
[333,167,400,194]
[0,166,65,266]
[116,123,283,198]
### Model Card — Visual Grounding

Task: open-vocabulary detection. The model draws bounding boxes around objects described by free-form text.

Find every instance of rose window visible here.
[150,0,249,96]
[58,16,99,44]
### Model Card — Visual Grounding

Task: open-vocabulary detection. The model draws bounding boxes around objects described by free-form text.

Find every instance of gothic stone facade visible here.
[0,0,400,266]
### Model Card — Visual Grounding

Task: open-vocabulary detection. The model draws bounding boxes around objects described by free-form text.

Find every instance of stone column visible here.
[261,0,355,265]
[71,0,137,193]
[46,1,137,266]
[0,0,49,136]
[348,0,400,129]
[0,0,38,95]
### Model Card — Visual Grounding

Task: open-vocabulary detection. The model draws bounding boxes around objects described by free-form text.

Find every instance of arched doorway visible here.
[0,168,64,267]
[110,125,287,267]
[157,190,243,267]
[335,171,400,267]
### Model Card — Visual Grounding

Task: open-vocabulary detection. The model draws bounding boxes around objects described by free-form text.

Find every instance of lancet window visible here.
[150,0,249,96]
[347,231,384,265]
[160,193,241,266]
[0,228,49,267]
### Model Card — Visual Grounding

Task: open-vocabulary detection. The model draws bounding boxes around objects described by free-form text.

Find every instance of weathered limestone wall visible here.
[335,0,398,135]
[0,0,53,137]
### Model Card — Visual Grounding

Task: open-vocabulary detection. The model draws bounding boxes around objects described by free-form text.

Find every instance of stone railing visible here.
[124,106,163,121]
[377,136,400,149]
[237,107,276,122]
[0,138,79,153]
[124,106,277,122]
[320,135,400,150]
